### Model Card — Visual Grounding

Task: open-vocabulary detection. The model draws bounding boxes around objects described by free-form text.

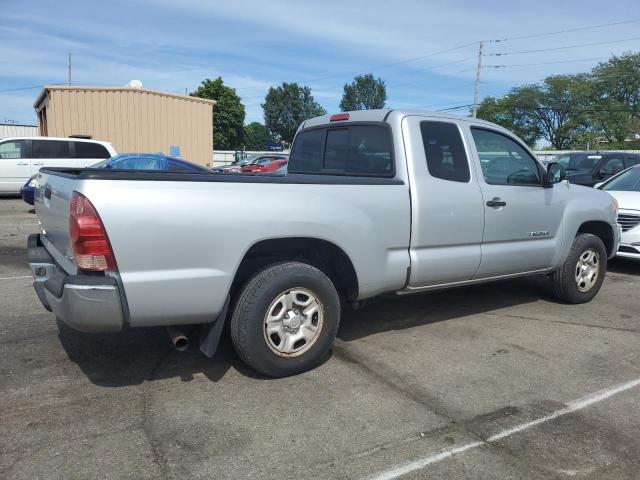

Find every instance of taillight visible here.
[69,192,117,271]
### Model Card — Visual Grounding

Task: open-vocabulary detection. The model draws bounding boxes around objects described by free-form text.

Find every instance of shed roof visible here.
[34,85,217,108]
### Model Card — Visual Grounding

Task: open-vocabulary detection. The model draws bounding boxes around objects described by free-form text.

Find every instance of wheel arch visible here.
[576,221,615,258]
[231,237,359,302]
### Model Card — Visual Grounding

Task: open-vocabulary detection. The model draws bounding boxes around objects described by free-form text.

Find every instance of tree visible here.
[243,122,270,150]
[340,74,387,111]
[262,83,326,144]
[477,74,593,149]
[477,96,541,147]
[191,77,245,150]
[589,52,640,147]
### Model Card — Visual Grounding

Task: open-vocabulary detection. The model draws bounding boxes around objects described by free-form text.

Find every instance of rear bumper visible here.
[28,234,124,332]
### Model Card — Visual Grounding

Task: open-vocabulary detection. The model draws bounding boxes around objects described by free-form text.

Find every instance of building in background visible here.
[33,85,215,165]
[0,123,38,139]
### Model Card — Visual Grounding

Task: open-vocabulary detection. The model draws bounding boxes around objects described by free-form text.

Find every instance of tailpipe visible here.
[166,326,189,352]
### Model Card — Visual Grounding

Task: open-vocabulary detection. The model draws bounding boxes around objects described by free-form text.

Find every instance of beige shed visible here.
[34,86,215,165]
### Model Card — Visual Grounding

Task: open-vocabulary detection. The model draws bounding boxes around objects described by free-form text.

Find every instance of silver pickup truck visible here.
[29,109,620,377]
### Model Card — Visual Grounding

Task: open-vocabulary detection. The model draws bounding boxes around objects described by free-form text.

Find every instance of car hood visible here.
[603,190,640,212]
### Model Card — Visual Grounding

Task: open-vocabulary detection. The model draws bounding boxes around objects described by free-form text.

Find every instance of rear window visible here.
[289,124,393,176]
[32,140,71,159]
[73,141,110,159]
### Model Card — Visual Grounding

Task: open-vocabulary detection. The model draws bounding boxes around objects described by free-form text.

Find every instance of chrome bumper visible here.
[28,234,124,333]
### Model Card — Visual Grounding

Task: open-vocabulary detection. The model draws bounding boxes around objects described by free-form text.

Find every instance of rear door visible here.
[0,139,31,193]
[404,117,485,286]
[31,139,74,171]
[467,127,566,278]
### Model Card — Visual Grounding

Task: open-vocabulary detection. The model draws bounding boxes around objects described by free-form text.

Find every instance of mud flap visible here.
[199,295,230,358]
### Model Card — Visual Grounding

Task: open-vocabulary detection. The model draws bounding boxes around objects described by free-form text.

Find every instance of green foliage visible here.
[476,51,640,149]
[262,83,326,144]
[340,74,387,111]
[191,77,245,150]
[243,122,271,150]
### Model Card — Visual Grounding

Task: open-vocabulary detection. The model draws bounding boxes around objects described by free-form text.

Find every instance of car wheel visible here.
[230,262,340,378]
[551,233,607,304]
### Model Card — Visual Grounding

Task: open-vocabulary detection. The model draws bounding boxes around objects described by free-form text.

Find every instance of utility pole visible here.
[67,53,71,86]
[472,41,483,118]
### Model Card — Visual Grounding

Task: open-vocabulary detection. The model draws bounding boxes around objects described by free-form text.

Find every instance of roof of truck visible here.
[301,109,503,130]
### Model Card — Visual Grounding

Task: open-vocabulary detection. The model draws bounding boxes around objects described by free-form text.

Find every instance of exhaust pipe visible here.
[166,326,189,352]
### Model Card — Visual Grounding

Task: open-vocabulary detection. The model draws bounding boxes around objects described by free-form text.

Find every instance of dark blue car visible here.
[21,153,211,205]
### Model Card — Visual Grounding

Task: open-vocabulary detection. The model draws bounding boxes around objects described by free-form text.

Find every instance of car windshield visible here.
[601,167,640,192]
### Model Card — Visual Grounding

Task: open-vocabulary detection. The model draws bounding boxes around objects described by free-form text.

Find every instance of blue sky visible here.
[1,0,639,125]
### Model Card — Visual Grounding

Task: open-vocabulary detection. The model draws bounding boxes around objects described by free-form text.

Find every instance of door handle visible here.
[486,197,507,208]
[33,162,44,166]
[17,162,28,166]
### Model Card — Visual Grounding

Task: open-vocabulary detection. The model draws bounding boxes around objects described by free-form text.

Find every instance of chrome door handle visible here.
[33,162,44,166]
[17,162,28,165]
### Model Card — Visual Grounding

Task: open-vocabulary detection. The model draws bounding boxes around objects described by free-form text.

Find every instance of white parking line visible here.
[368,377,640,480]
[0,275,31,281]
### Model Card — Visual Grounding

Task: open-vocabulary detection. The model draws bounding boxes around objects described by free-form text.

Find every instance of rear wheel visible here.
[230,262,340,378]
[551,233,607,304]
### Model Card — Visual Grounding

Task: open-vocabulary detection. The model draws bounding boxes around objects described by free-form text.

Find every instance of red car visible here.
[240,155,288,173]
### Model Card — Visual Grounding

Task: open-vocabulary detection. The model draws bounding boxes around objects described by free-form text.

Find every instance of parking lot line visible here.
[0,275,31,281]
[367,377,640,480]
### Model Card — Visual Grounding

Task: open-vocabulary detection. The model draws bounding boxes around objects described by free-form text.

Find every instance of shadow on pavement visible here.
[58,275,558,386]
[338,275,557,342]
[56,321,272,387]
[608,257,640,275]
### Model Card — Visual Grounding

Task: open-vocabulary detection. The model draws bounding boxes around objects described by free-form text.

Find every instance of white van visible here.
[0,137,117,194]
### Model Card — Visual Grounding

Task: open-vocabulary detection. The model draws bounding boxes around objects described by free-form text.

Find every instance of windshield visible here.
[601,167,640,192]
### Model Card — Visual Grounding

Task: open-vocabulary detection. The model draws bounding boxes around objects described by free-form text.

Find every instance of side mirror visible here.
[545,162,566,186]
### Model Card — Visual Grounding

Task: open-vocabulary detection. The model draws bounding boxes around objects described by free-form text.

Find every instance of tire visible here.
[230,262,341,378]
[551,233,607,304]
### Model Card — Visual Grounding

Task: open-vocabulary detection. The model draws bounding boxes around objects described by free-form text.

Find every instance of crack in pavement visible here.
[481,311,640,334]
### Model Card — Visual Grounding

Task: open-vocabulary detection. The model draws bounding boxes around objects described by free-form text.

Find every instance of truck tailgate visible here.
[34,170,76,271]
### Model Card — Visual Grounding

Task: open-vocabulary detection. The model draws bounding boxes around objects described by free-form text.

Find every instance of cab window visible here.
[470,128,540,186]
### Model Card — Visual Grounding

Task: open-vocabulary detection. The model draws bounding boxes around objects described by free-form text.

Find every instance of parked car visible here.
[240,155,288,173]
[596,165,640,260]
[29,109,619,378]
[0,137,116,194]
[214,155,288,173]
[20,153,210,205]
[91,153,212,172]
[550,151,640,187]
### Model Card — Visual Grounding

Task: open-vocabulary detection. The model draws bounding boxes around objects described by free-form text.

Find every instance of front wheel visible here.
[230,262,341,378]
[551,233,607,304]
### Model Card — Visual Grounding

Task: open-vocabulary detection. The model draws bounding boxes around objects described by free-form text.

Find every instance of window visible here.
[471,128,541,186]
[73,141,110,159]
[324,129,349,171]
[32,140,71,159]
[0,140,28,160]
[420,121,470,182]
[288,125,393,176]
[624,156,640,168]
[602,167,640,192]
[600,157,625,176]
[109,157,166,170]
[289,129,324,173]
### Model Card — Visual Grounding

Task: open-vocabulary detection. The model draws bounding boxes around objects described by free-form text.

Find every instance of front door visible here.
[467,127,566,278]
[0,139,30,193]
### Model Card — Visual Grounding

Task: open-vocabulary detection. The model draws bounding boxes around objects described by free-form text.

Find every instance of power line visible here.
[485,36,640,56]
[487,19,640,43]
[455,56,610,74]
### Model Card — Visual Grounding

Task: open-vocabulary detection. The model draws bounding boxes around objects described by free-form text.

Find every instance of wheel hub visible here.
[575,248,600,292]
[264,288,324,357]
